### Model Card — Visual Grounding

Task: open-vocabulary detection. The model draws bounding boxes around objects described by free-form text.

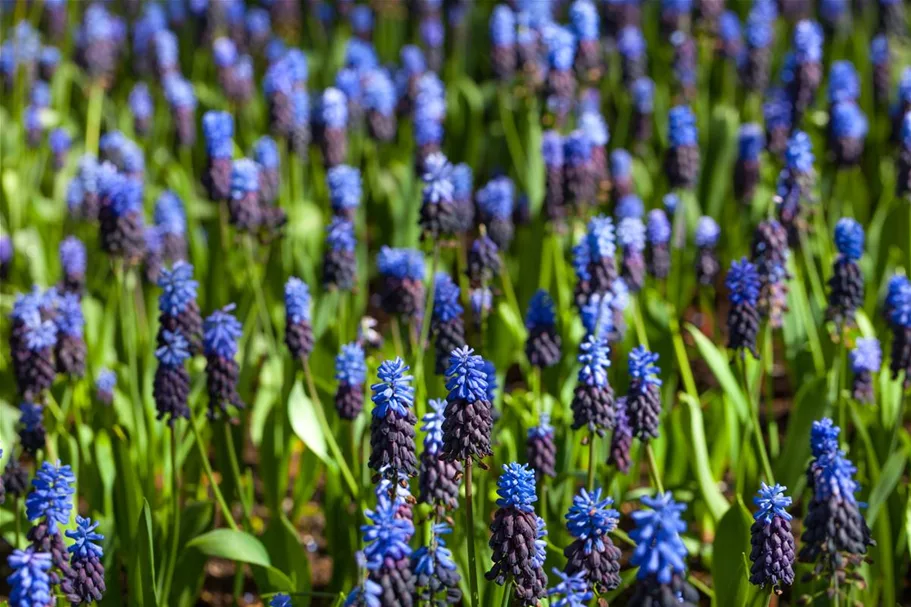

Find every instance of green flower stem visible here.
[739,356,775,484]
[836,340,848,449]
[644,443,665,494]
[390,316,405,359]
[188,411,239,532]
[85,83,104,157]
[159,426,182,601]
[243,237,278,354]
[499,253,522,328]
[414,242,440,422]
[222,422,253,529]
[463,457,481,607]
[762,326,779,458]
[632,296,650,349]
[303,360,360,499]
[587,433,597,492]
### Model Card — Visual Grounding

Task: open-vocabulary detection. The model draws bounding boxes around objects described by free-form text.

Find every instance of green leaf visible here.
[287,378,330,464]
[686,324,749,423]
[130,500,159,607]
[712,497,757,607]
[866,450,907,526]
[681,394,729,522]
[775,378,827,492]
[186,529,272,568]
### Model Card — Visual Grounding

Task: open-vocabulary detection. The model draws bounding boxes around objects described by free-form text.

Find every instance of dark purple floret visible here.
[850,338,880,404]
[751,219,790,329]
[467,234,501,288]
[335,342,366,420]
[284,277,313,362]
[827,218,865,328]
[572,335,615,437]
[665,105,699,190]
[157,261,203,354]
[749,483,795,592]
[526,413,556,480]
[61,516,106,604]
[563,487,622,592]
[432,273,465,375]
[418,399,462,510]
[19,401,47,455]
[607,396,633,473]
[59,236,86,295]
[54,293,86,378]
[98,169,146,265]
[441,346,494,462]
[625,346,663,440]
[377,247,425,322]
[323,217,357,291]
[154,329,191,425]
[203,304,244,421]
[726,258,761,356]
[525,290,561,369]
[369,358,418,478]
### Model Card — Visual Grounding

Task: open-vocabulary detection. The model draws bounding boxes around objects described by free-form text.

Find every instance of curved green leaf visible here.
[686,324,749,423]
[681,394,729,521]
[712,497,758,607]
[287,379,330,464]
[186,529,271,569]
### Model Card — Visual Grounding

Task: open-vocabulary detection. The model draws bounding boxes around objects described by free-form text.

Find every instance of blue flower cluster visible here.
[371,358,415,418]
[495,462,537,512]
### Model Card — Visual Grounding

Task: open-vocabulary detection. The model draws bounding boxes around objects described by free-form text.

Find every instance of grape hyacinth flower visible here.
[432,273,465,375]
[19,401,47,455]
[76,4,123,86]
[578,110,610,200]
[129,83,153,137]
[665,105,699,190]
[763,87,792,157]
[263,56,298,141]
[608,396,633,473]
[799,419,874,579]
[820,0,847,29]
[466,234,501,290]
[0,235,11,281]
[631,78,654,144]
[450,163,474,233]
[328,165,362,219]
[203,305,245,421]
[726,258,761,356]
[490,5,517,81]
[49,128,71,170]
[59,236,86,295]
[441,346,494,462]
[153,29,179,79]
[735,123,764,204]
[850,338,880,405]
[573,215,617,305]
[749,483,795,592]
[570,0,601,81]
[163,74,197,147]
[625,346,663,440]
[787,21,823,126]
[369,358,418,478]
[661,0,692,33]
[364,69,397,142]
[887,273,911,387]
[228,158,262,233]
[144,229,163,284]
[419,152,457,239]
[486,463,548,606]
[255,136,280,204]
[11,299,57,400]
[323,216,357,291]
[544,25,577,123]
[419,399,462,510]
[25,460,75,586]
[526,413,556,481]
[66,156,102,221]
[157,262,203,354]
[618,217,646,292]
[99,132,144,179]
[646,209,671,279]
[828,60,859,106]
[98,170,146,265]
[563,487,622,592]
[610,149,633,199]
[202,110,234,202]
[827,218,865,328]
[775,130,815,239]
[362,492,415,606]
[628,493,699,606]
[829,101,868,167]
[870,35,889,108]
[525,289,562,369]
[2,454,29,502]
[154,191,188,264]
[717,11,742,62]
[284,277,314,362]
[377,247,425,322]
[563,131,595,212]
[476,176,516,250]
[61,516,106,605]
[318,87,348,167]
[7,548,54,607]
[412,522,461,605]
[618,26,646,84]
[271,593,293,607]
[333,342,366,420]
[742,2,774,93]
[671,31,697,101]
[542,131,566,224]
[154,329,191,425]
[570,332,614,440]
[95,368,116,405]
[899,113,911,199]
[751,219,790,329]
[54,293,86,378]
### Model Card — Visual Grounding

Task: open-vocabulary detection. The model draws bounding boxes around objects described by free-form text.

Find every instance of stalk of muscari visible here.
[625,346,663,440]
[328,165,362,221]
[67,156,102,221]
[563,487,621,592]
[578,109,610,202]
[420,12,445,73]
[48,128,71,171]
[544,25,577,125]
[762,87,792,157]
[53,293,85,378]
[59,236,86,295]
[665,105,699,191]
[630,78,654,145]
[25,460,76,586]
[362,492,416,607]
[144,225,164,285]
[263,55,296,141]
[128,83,153,138]
[213,37,239,97]
[775,130,816,242]
[879,0,905,37]
[330,341,366,420]
[432,273,466,375]
[573,215,617,307]
[99,132,145,180]
[896,70,911,144]
[98,168,146,265]
[570,0,602,82]
[563,131,595,215]
[364,68,397,142]
[61,516,106,605]
[246,8,271,51]
[450,163,474,233]
[571,333,614,439]
[751,0,793,62]
[164,74,197,147]
[872,37,893,109]
[282,277,313,364]
[827,218,865,329]
[799,419,874,581]
[610,150,633,200]
[369,358,418,479]
[886,273,911,387]
[618,217,646,293]
[323,216,358,291]
[7,548,54,607]
[628,493,699,607]
[203,305,245,421]
[726,258,762,357]
[780,0,810,22]
[897,112,911,199]
[526,412,556,481]
[10,291,57,400]
[646,209,671,280]
[542,130,566,225]
[820,0,848,31]
[412,522,462,605]
[486,463,548,606]
[735,123,764,205]
[525,289,562,369]
[419,399,462,510]
[661,0,692,34]
[751,219,790,329]
[157,261,203,354]
[19,401,47,455]
[829,101,868,168]
[76,4,123,87]
[786,20,823,127]
[607,396,632,472]
[476,176,515,250]
[95,369,116,406]
[413,72,446,166]
[202,110,234,202]
[617,26,646,85]
[467,234,501,290]
[419,153,457,239]
[849,338,881,404]
[516,22,546,93]
[318,87,349,168]
[671,31,697,102]
[717,11,742,62]
[441,346,494,463]
[132,4,166,76]
[749,483,795,592]
[154,191,188,264]
[377,247,426,323]
[228,158,263,233]
[489,5,517,81]
[154,329,191,425]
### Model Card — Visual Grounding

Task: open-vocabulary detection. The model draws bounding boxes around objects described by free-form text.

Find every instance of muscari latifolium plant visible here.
[1,1,911,606]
